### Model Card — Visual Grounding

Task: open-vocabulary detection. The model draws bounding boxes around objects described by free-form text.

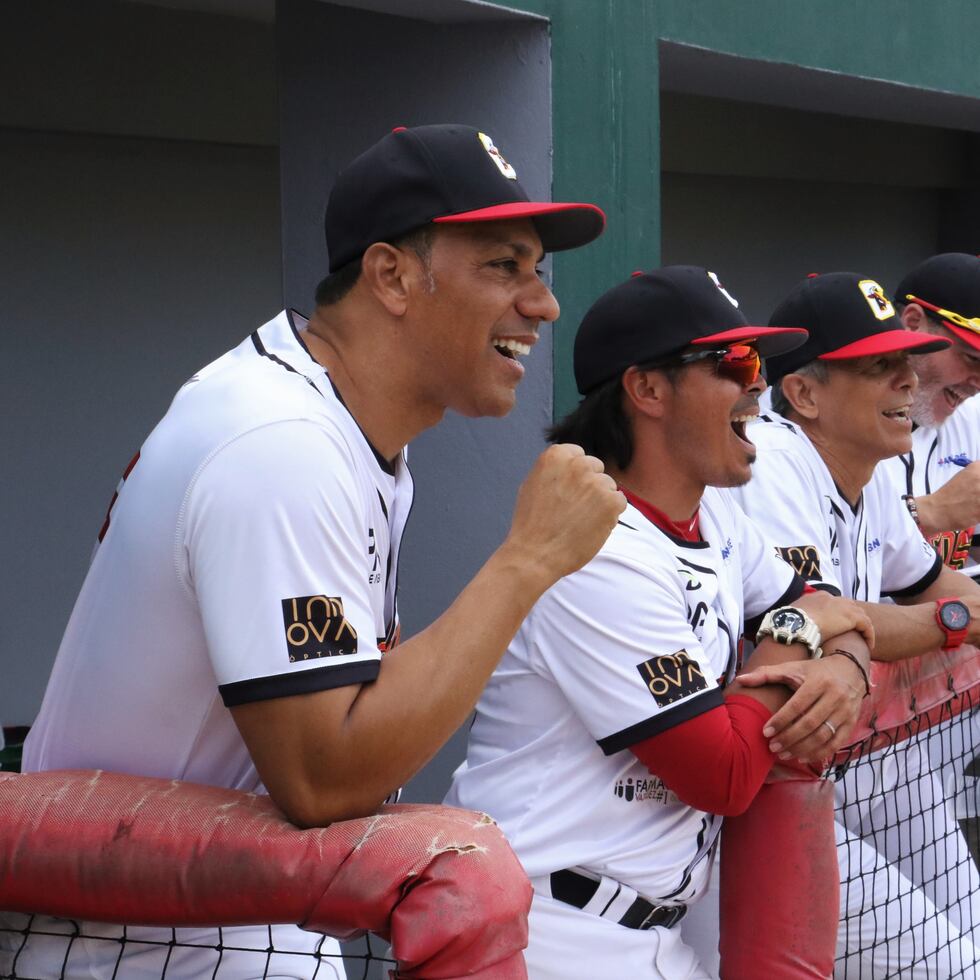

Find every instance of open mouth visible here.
[883,406,911,423]
[730,412,756,444]
[493,339,532,360]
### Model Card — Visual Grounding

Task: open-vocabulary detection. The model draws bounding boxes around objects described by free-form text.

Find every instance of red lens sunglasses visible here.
[643,344,761,386]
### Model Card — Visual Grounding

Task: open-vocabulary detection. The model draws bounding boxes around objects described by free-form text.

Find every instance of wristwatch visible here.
[935,597,971,651]
[756,606,823,659]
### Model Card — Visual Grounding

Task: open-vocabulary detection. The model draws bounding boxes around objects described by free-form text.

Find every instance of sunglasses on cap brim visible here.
[906,294,980,336]
[641,344,762,387]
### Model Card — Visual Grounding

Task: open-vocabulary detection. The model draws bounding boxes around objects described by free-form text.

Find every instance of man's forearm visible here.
[861,566,980,661]
[857,601,947,661]
[235,541,555,826]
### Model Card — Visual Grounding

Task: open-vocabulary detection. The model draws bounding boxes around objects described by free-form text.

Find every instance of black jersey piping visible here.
[596,688,724,756]
[677,556,718,577]
[219,659,380,707]
[286,308,317,362]
[900,452,914,497]
[666,814,716,900]
[924,436,939,495]
[810,581,843,597]
[883,551,944,600]
[826,496,846,522]
[657,528,710,549]
[325,375,396,476]
[250,332,324,397]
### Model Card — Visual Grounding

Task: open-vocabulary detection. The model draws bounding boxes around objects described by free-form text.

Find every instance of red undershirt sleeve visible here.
[629,695,775,817]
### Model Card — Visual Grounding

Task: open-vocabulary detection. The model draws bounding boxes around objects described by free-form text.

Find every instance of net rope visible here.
[0,918,393,980]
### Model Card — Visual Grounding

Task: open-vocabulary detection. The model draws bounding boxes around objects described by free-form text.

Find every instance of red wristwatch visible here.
[934,597,971,651]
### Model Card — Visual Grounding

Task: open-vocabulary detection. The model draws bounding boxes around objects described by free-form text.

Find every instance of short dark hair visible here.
[547,363,680,469]
[314,225,435,308]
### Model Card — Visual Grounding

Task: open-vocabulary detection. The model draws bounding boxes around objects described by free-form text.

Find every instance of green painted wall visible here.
[512,0,980,417]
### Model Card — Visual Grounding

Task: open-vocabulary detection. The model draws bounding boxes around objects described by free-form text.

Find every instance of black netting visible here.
[833,691,980,978]
[0,918,394,980]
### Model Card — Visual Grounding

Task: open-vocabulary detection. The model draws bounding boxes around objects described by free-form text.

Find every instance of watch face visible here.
[772,609,806,632]
[940,601,971,631]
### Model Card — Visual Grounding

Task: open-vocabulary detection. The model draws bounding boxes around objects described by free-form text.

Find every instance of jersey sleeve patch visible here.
[776,545,821,580]
[281,594,358,661]
[636,652,709,707]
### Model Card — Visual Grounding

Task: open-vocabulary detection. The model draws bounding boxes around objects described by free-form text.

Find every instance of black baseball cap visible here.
[765,272,951,386]
[895,253,980,352]
[573,265,808,396]
[324,124,606,273]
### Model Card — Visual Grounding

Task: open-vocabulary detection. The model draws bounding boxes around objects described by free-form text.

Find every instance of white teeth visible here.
[494,339,531,357]
[730,414,756,423]
[885,408,910,420]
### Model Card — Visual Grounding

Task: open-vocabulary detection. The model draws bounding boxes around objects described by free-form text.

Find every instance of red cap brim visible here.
[819,330,951,360]
[691,325,809,358]
[942,320,980,352]
[433,201,606,252]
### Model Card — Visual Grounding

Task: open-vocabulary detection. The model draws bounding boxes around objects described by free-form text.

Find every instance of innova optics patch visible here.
[636,652,708,707]
[281,595,357,661]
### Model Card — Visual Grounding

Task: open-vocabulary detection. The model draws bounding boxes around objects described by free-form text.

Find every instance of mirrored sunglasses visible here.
[665,344,762,386]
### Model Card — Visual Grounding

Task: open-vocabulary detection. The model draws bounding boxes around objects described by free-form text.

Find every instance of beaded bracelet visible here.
[902,494,920,527]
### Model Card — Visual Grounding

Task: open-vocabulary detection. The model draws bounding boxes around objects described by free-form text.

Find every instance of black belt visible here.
[549,869,687,930]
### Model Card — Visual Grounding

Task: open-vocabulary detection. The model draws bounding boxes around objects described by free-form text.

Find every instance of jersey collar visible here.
[619,486,702,543]
[256,310,399,476]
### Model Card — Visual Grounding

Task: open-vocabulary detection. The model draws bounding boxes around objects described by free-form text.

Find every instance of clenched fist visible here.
[505,444,625,588]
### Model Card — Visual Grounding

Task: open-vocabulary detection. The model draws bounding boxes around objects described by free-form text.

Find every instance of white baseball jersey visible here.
[446,488,799,905]
[729,410,941,602]
[878,396,980,579]
[26,308,412,782]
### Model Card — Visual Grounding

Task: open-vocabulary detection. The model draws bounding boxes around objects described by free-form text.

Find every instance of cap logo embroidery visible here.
[859,279,894,320]
[707,270,739,308]
[478,132,517,180]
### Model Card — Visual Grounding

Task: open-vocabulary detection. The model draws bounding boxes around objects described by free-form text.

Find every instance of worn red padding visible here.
[719,767,838,979]
[0,770,531,980]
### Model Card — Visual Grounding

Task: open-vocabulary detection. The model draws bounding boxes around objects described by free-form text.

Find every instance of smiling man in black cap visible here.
[731,270,980,977]
[18,124,623,979]
[446,266,872,978]
[881,253,980,574]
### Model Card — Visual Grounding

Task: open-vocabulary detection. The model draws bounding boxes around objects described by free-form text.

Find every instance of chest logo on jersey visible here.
[776,545,821,580]
[614,775,676,805]
[637,652,708,707]
[281,595,358,661]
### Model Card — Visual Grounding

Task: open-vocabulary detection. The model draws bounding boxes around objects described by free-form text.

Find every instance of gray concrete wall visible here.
[277,0,553,804]
[0,0,281,726]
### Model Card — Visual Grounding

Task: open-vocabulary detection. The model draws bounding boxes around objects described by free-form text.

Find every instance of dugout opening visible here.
[658,41,980,323]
